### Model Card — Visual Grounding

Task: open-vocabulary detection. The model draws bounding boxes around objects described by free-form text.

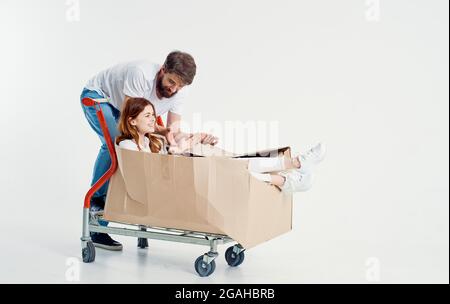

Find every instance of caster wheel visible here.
[82,241,96,263]
[225,246,245,267]
[137,238,148,249]
[194,256,216,277]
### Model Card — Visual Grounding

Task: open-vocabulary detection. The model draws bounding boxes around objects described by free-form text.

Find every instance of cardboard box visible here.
[103,144,293,249]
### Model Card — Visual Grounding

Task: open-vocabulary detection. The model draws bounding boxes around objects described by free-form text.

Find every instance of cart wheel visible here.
[225,246,245,267]
[137,238,148,249]
[194,256,216,277]
[82,241,96,263]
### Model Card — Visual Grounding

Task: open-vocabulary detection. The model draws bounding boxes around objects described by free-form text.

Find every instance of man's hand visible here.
[199,133,219,145]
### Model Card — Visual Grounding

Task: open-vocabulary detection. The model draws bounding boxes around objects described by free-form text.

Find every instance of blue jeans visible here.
[80,88,121,226]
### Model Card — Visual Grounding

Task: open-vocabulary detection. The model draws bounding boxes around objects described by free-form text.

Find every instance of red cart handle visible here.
[82,97,165,209]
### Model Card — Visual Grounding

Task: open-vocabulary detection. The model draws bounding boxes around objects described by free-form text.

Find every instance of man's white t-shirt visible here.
[85,60,187,116]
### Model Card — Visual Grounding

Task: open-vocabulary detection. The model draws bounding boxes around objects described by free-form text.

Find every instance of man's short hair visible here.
[163,51,197,85]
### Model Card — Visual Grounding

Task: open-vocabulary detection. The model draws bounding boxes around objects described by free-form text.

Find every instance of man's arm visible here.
[152,111,186,148]
[166,111,193,143]
[165,111,182,146]
[167,111,182,135]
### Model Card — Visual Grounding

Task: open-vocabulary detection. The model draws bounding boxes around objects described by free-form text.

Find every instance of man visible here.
[80,51,218,250]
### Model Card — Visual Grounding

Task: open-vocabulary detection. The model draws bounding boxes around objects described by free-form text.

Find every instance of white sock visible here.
[250,172,272,183]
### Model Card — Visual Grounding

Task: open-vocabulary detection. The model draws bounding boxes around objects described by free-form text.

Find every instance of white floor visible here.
[0,183,447,284]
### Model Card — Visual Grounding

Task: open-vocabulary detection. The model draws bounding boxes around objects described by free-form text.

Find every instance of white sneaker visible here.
[298,142,326,174]
[279,170,314,193]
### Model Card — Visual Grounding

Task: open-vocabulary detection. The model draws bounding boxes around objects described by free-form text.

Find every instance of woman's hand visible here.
[167,134,195,154]
[184,133,219,148]
[167,132,219,154]
[167,145,185,155]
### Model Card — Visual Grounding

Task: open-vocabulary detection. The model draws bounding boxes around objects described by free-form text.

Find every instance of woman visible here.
[116,97,168,153]
[116,97,208,154]
[116,98,326,193]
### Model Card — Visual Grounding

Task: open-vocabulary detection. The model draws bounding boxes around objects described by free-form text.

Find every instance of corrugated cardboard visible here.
[103,144,293,249]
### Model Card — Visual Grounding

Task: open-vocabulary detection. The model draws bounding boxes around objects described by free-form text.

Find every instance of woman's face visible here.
[130,105,156,134]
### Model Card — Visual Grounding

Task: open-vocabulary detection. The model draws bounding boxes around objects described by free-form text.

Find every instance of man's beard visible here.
[156,75,177,98]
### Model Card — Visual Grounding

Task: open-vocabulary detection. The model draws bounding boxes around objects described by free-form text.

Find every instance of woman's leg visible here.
[249,172,288,187]
[248,143,326,193]
[268,174,286,187]
[247,156,301,173]
[250,170,313,193]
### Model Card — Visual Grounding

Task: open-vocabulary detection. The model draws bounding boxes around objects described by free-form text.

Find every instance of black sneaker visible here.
[90,232,123,251]
[90,196,106,211]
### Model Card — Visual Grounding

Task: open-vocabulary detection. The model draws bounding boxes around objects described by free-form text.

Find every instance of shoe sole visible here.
[316,143,327,163]
[93,243,123,251]
[309,144,327,165]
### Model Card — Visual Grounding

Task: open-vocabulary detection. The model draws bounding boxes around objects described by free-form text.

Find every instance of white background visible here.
[0,0,448,283]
